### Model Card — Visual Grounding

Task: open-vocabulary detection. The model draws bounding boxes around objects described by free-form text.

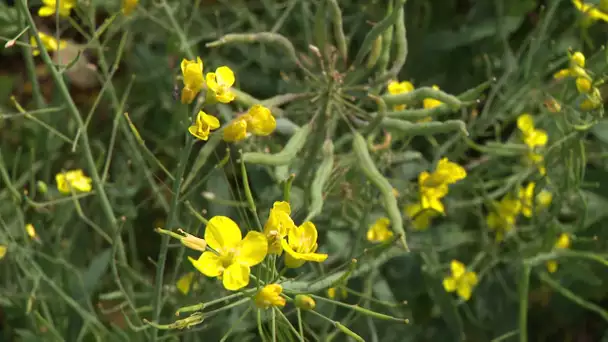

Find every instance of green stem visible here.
[150,136,194,338]
[518,263,530,342]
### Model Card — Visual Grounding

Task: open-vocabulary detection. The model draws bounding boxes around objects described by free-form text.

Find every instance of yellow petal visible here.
[222,263,250,291]
[215,90,236,103]
[216,66,235,87]
[555,233,570,249]
[537,190,553,208]
[570,51,586,68]
[297,221,318,251]
[450,260,466,278]
[517,114,535,134]
[237,231,268,266]
[204,216,242,251]
[248,104,276,136]
[38,6,55,17]
[176,272,195,295]
[0,245,6,260]
[553,69,571,79]
[546,260,558,273]
[464,271,478,286]
[200,112,220,130]
[188,124,209,141]
[442,277,457,292]
[205,72,219,92]
[576,77,592,93]
[223,117,248,142]
[456,283,472,301]
[189,252,223,277]
[181,88,197,104]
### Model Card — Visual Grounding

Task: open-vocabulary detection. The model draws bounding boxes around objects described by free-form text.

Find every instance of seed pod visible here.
[380,119,469,136]
[242,124,311,166]
[328,0,348,64]
[305,140,334,221]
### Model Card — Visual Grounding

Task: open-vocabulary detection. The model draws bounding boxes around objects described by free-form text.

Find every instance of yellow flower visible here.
[420,158,467,189]
[387,80,414,111]
[121,0,138,15]
[188,216,268,291]
[176,272,196,295]
[30,32,67,56]
[327,287,347,299]
[423,85,443,109]
[404,203,441,230]
[223,117,249,142]
[553,50,590,80]
[180,57,204,104]
[366,217,394,243]
[0,245,6,260]
[486,195,521,242]
[572,0,608,22]
[526,152,546,176]
[254,284,286,309]
[580,87,603,111]
[206,66,236,103]
[188,111,220,141]
[546,233,571,273]
[442,260,478,301]
[264,201,296,255]
[25,224,37,239]
[576,77,592,93]
[56,169,93,194]
[281,221,328,268]
[518,183,552,218]
[295,295,316,310]
[246,105,276,136]
[517,114,548,149]
[38,0,76,17]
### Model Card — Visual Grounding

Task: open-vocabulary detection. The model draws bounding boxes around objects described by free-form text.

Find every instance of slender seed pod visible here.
[242,124,311,166]
[328,0,348,64]
[375,6,408,83]
[380,119,469,136]
[376,0,394,73]
[352,133,408,250]
[366,36,383,69]
[305,140,334,221]
[382,86,462,109]
[207,33,299,68]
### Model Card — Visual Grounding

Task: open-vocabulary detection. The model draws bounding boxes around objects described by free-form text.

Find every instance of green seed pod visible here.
[366,36,383,69]
[242,124,311,166]
[207,33,299,68]
[376,1,394,73]
[375,6,407,83]
[328,0,348,63]
[295,294,316,311]
[380,119,469,136]
[305,140,334,221]
[352,133,407,250]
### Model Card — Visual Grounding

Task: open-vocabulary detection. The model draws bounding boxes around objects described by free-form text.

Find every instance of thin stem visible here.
[518,263,530,342]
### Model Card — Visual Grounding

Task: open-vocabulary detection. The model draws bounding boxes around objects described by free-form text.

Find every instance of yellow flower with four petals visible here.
[281,221,328,268]
[443,260,478,301]
[206,66,236,103]
[188,110,220,141]
[180,57,204,104]
[387,80,414,111]
[223,104,277,142]
[264,201,296,254]
[56,169,92,194]
[30,32,67,56]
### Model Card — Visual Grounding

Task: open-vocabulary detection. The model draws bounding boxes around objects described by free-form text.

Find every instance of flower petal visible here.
[216,66,235,87]
[222,263,250,291]
[456,283,472,301]
[201,112,220,130]
[464,271,478,286]
[38,6,55,17]
[517,114,535,134]
[204,216,242,251]
[223,117,248,142]
[215,90,236,103]
[450,260,466,278]
[176,272,195,295]
[237,231,268,266]
[189,252,222,277]
[442,276,456,292]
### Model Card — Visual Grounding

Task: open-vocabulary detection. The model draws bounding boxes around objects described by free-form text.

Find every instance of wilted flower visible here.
[176,272,197,295]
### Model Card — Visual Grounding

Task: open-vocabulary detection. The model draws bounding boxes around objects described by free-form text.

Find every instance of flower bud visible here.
[178,229,207,252]
[37,180,48,194]
[295,295,315,311]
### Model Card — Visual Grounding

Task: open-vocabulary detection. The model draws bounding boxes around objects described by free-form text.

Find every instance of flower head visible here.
[572,0,608,23]
[38,0,76,17]
[366,217,393,243]
[0,245,6,260]
[442,260,478,301]
[181,57,204,104]
[223,117,248,142]
[420,158,467,189]
[30,32,67,56]
[387,80,414,111]
[486,195,521,241]
[295,295,316,310]
[189,216,268,291]
[56,169,92,194]
[254,284,286,309]
[188,111,220,141]
[281,221,328,268]
[518,183,552,218]
[122,0,138,15]
[246,105,276,136]
[423,85,443,109]
[264,201,296,254]
[404,203,441,230]
[206,66,236,103]
[553,50,591,80]
[517,114,548,149]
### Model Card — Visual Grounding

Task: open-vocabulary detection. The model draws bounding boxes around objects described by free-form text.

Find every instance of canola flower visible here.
[442,260,478,301]
[486,194,521,242]
[56,169,93,194]
[263,201,296,254]
[30,32,67,57]
[387,80,414,111]
[517,114,548,176]
[223,104,277,143]
[405,158,467,230]
[518,183,553,218]
[0,245,6,260]
[575,76,603,111]
[188,110,220,141]
[254,284,286,309]
[188,216,268,291]
[25,224,37,240]
[206,66,236,103]
[38,0,76,17]
[281,221,328,268]
[366,217,393,243]
[546,233,571,273]
[571,0,608,24]
[553,50,590,80]
[417,84,443,123]
[180,57,204,104]
[122,0,138,15]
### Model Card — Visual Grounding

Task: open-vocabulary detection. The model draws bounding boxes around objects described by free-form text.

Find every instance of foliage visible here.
[1,0,608,341]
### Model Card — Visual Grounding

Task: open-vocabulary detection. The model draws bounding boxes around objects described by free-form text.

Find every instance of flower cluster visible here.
[56,169,93,194]
[442,260,478,301]
[486,183,552,241]
[546,233,571,273]
[517,114,548,175]
[223,105,277,142]
[405,158,467,230]
[184,201,327,291]
[554,50,602,111]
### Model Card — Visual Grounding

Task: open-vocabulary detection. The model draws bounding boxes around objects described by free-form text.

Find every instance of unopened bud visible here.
[178,229,207,252]
[295,295,315,311]
[37,180,48,194]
